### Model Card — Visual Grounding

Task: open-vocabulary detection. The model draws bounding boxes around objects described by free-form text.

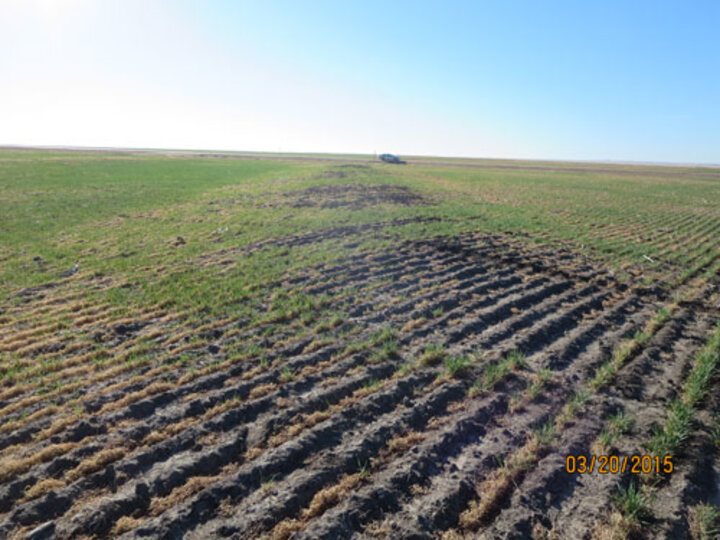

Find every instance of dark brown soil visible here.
[265,183,431,209]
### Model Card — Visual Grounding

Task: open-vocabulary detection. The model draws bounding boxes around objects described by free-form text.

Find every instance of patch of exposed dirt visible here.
[266,183,432,209]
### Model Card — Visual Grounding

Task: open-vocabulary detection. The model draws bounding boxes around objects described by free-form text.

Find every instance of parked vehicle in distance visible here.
[379,153,406,164]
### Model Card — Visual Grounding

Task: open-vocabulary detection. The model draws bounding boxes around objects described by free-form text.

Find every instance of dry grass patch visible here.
[66,447,126,481]
[249,382,278,399]
[318,375,340,388]
[111,515,144,536]
[244,446,265,461]
[99,381,174,414]
[0,441,78,483]
[149,475,219,516]
[303,472,362,519]
[23,477,65,500]
[142,430,167,446]
[268,410,331,448]
[591,511,640,540]
[302,338,332,354]
[269,518,304,540]
[364,519,395,538]
[201,396,243,421]
[0,403,60,434]
[440,530,470,540]
[460,433,546,530]
[386,431,426,454]
[401,317,427,333]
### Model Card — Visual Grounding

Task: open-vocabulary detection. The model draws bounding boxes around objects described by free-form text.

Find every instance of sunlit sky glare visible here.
[1,0,719,162]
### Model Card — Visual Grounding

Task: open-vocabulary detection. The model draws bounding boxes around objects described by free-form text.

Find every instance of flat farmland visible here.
[1,149,719,539]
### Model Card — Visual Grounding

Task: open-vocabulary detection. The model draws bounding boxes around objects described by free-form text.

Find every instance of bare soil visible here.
[263,183,431,209]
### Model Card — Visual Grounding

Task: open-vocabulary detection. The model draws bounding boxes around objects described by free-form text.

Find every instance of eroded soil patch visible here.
[265,183,431,209]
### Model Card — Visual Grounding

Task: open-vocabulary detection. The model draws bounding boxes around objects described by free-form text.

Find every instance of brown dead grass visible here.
[440,530,470,540]
[23,477,65,500]
[401,317,427,333]
[386,431,426,454]
[302,338,332,354]
[459,438,540,530]
[66,447,126,481]
[149,475,219,516]
[99,382,175,414]
[349,381,388,400]
[363,519,395,538]
[270,518,304,540]
[0,404,60,434]
[249,382,278,400]
[142,430,167,446]
[111,515,144,536]
[244,446,265,461]
[0,442,78,483]
[303,473,362,519]
[590,511,638,540]
[268,410,330,448]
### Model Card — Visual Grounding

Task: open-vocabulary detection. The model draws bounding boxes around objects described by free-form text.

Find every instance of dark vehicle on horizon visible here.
[378,153,406,164]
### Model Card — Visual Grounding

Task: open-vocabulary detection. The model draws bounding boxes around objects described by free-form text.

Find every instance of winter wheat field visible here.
[1,148,720,540]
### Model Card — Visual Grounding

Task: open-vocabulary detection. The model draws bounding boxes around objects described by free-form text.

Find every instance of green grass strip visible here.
[648,320,720,456]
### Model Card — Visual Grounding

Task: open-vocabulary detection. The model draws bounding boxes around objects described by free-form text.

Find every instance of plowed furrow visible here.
[0,241,481,436]
[5,226,715,540]
[49,255,608,536]
[0,353,397,514]
[290,392,510,540]
[101,372,442,540]
[32,262,545,529]
[326,292,651,538]
[488,309,714,539]
[186,382,468,539]
[2,367,436,537]
[0,256,519,462]
[277,294,640,538]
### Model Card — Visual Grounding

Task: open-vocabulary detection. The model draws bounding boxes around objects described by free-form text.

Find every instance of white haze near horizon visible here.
[1,0,719,163]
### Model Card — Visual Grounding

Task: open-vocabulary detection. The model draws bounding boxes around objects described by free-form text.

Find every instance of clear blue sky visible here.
[1,0,718,162]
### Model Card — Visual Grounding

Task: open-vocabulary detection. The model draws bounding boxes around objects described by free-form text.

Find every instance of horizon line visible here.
[1,143,719,169]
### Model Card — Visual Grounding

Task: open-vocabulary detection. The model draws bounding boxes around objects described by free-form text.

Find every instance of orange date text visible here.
[565,454,673,474]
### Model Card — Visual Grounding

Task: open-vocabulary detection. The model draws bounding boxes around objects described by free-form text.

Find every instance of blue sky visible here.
[1,0,718,162]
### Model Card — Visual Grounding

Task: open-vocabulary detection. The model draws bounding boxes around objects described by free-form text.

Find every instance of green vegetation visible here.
[368,328,399,363]
[526,368,552,400]
[648,322,720,457]
[419,344,447,367]
[711,420,720,449]
[471,351,526,394]
[682,323,720,407]
[562,389,590,418]
[648,400,692,457]
[609,411,634,434]
[443,355,472,378]
[279,366,295,384]
[362,379,382,391]
[613,481,652,523]
[369,340,399,364]
[597,411,635,450]
[533,421,556,447]
[589,306,678,391]
[3,150,720,307]
[689,504,720,540]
